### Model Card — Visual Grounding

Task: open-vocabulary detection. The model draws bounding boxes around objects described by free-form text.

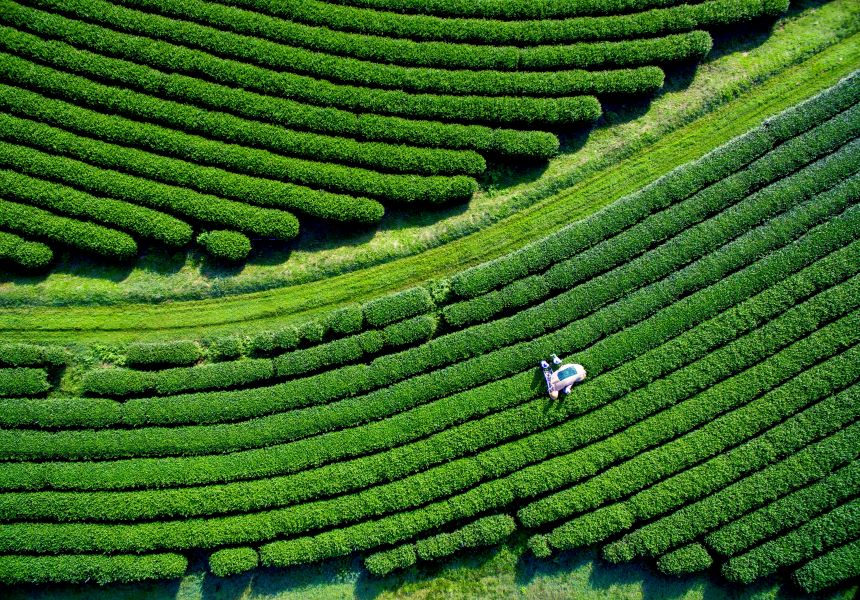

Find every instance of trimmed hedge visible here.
[3,260,854,521]
[365,544,418,576]
[364,287,435,327]
[0,368,50,397]
[0,196,137,259]
[656,544,713,575]
[602,408,860,563]
[80,314,435,398]
[221,0,784,46]
[705,461,860,557]
[0,167,193,247]
[722,500,860,584]
[0,112,386,224]
[42,0,669,96]
[0,342,66,366]
[450,72,860,298]
[126,341,201,367]
[415,514,516,561]
[0,552,188,585]
[4,4,603,128]
[0,83,477,207]
[0,28,560,158]
[793,539,860,594]
[209,547,259,577]
[0,53,487,177]
[197,230,251,262]
[0,230,52,269]
[0,140,299,240]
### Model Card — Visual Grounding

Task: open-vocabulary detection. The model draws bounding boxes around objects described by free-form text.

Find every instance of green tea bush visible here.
[126,340,201,367]
[0,368,50,397]
[793,539,860,593]
[197,230,252,262]
[0,230,52,269]
[208,547,259,577]
[364,544,417,576]
[0,552,187,584]
[656,544,713,575]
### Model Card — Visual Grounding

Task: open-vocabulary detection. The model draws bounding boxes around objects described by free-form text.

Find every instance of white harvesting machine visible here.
[540,354,587,400]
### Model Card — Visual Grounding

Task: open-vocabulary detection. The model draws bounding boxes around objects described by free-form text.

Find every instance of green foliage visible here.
[793,538,860,594]
[208,547,259,577]
[222,0,784,45]
[722,500,860,584]
[0,53,486,176]
[0,196,137,259]
[415,515,516,561]
[364,286,435,327]
[656,544,713,576]
[0,552,187,584]
[450,72,860,298]
[197,230,252,262]
[0,140,300,241]
[0,167,192,247]
[706,461,860,557]
[0,368,50,397]
[364,544,418,576]
[0,342,66,366]
[126,340,201,367]
[0,230,52,269]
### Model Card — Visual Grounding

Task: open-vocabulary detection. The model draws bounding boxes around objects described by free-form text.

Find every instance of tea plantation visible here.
[0,0,858,598]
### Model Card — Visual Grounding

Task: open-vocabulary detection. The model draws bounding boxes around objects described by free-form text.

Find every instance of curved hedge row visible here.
[219,0,783,45]
[126,341,202,368]
[0,113,386,224]
[0,28,559,159]
[197,230,252,262]
[42,0,671,95]
[450,73,860,298]
[0,552,188,585]
[208,547,259,577]
[0,229,53,269]
[118,0,768,68]
[0,54,485,177]
[0,196,137,259]
[0,168,193,247]
[0,141,300,240]
[2,4,604,128]
[0,368,50,397]
[656,544,713,575]
[0,83,477,206]
[793,539,860,594]
[0,342,66,367]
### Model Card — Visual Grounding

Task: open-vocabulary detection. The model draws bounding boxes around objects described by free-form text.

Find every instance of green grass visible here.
[0,0,857,348]
[5,542,856,600]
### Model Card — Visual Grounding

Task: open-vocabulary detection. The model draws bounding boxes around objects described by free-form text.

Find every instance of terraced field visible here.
[1,0,859,598]
[1,66,858,596]
[0,0,794,262]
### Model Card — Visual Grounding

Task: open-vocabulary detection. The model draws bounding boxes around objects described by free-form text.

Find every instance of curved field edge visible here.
[0,5,857,343]
[2,541,855,600]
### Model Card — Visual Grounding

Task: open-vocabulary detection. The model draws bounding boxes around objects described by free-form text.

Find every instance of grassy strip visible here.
[0,196,137,259]
[1,2,604,127]
[0,169,192,247]
[793,538,860,593]
[0,230,52,269]
[0,84,478,206]
[706,460,860,556]
[0,113,387,224]
[0,141,299,240]
[0,54,486,177]
[39,0,672,95]
[722,499,860,584]
[131,0,782,64]
[0,552,187,585]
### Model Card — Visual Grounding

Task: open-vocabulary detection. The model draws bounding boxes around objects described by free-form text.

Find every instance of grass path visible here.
[1,2,858,343]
